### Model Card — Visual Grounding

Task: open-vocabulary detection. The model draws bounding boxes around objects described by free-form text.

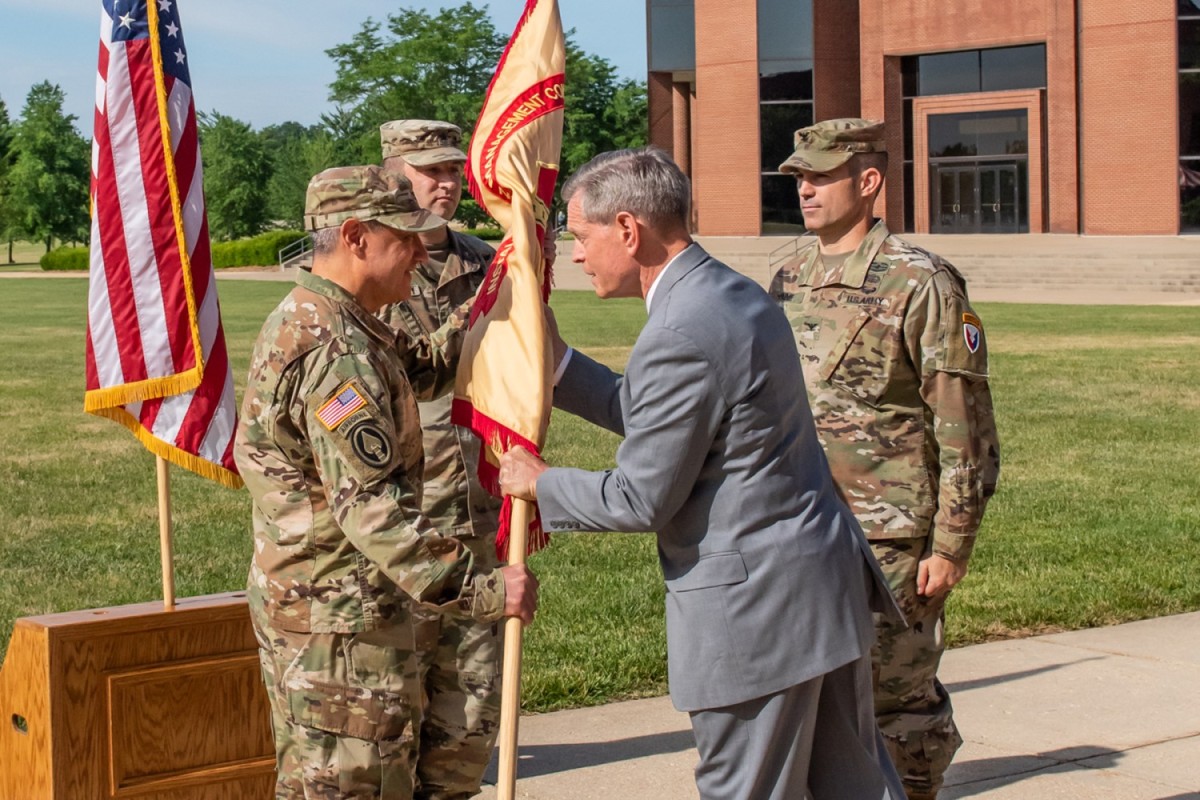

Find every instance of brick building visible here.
[647,0,1200,236]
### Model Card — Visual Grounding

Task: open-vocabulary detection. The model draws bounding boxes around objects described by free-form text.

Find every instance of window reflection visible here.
[981,45,1047,92]
[762,174,806,233]
[648,0,695,73]
[1182,73,1200,157]
[903,45,1046,98]
[929,111,1029,159]
[919,51,980,96]
[1181,19,1200,70]
[761,102,814,171]
[760,70,814,102]
[758,0,813,233]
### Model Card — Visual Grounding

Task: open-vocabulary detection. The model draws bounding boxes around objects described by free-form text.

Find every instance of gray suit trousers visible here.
[690,653,905,800]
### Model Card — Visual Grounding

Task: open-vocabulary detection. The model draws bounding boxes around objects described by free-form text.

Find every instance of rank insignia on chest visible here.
[962,312,983,353]
[316,382,368,430]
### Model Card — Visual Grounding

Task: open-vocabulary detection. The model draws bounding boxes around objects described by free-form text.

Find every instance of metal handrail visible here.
[277,234,313,271]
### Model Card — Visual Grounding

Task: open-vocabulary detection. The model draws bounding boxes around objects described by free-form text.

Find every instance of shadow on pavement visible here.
[942,655,1106,694]
[944,745,1123,798]
[483,729,697,782]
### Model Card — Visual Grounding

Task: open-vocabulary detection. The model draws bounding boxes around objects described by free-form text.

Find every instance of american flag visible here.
[85,0,241,488]
[315,384,367,430]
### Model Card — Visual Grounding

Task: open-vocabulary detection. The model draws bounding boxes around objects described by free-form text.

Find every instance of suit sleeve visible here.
[538,325,725,532]
[552,348,625,434]
[903,271,1001,563]
[298,349,505,622]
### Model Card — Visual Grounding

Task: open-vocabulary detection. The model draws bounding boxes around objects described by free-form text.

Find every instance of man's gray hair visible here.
[310,219,392,256]
[311,227,339,256]
[561,146,690,229]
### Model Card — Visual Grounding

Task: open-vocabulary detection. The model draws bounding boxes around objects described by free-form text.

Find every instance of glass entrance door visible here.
[979,165,1020,233]
[932,162,1023,233]
[935,167,977,232]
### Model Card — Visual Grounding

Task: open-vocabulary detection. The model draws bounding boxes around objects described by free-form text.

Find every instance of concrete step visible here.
[694,234,1200,294]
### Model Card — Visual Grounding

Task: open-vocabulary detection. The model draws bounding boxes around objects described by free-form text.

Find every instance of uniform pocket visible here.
[819,308,897,406]
[283,630,416,742]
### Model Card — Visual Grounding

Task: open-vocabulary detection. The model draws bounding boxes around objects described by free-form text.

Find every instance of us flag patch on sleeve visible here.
[962,312,983,353]
[316,382,368,430]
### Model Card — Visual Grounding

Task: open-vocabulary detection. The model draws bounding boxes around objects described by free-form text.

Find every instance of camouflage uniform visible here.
[379,119,504,800]
[772,121,1000,800]
[236,166,506,800]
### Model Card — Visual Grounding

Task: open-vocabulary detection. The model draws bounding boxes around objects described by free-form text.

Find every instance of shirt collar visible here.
[645,245,694,313]
[800,219,892,289]
[295,267,394,341]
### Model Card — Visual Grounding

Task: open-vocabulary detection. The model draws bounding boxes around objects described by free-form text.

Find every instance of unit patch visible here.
[962,312,983,354]
[316,382,368,430]
[348,421,392,469]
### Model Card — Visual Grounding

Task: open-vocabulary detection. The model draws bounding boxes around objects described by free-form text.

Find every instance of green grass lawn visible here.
[0,278,1197,712]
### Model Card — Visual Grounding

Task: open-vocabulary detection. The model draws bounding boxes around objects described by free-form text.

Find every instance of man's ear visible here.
[341,218,368,256]
[614,210,640,254]
[859,167,884,200]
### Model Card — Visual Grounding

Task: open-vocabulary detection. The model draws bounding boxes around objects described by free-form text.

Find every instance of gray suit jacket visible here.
[538,244,896,712]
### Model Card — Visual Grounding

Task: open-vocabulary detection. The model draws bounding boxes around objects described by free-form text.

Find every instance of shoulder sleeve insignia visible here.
[962,312,983,354]
[347,420,392,469]
[316,382,368,430]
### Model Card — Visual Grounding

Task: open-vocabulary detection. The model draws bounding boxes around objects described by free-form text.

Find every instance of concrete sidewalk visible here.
[5,260,1200,306]
[478,612,1200,799]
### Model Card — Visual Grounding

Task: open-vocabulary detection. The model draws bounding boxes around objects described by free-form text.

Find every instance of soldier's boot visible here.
[905,792,937,800]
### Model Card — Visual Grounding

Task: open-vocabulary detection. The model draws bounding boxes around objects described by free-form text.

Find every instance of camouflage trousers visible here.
[410,612,502,798]
[252,608,425,799]
[410,536,503,800]
[870,536,964,799]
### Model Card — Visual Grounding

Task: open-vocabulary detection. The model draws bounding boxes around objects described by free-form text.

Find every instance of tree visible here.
[0,96,17,262]
[324,6,648,222]
[197,111,272,240]
[560,38,648,181]
[261,123,339,229]
[6,82,89,253]
[327,4,506,162]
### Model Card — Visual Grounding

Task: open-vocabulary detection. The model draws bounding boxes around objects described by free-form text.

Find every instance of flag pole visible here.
[496,497,532,800]
[156,456,176,610]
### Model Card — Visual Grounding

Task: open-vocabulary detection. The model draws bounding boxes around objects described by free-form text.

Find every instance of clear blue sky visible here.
[0,0,648,138]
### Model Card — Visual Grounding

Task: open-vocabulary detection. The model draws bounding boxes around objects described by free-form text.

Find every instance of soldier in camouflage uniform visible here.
[377,120,504,800]
[235,164,539,799]
[769,119,1001,800]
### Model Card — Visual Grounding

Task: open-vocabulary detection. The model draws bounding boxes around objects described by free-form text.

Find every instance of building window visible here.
[1180,0,1200,232]
[648,0,695,73]
[758,0,813,233]
[900,45,1046,232]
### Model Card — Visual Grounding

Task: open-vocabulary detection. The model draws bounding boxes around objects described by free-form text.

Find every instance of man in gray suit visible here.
[499,147,904,799]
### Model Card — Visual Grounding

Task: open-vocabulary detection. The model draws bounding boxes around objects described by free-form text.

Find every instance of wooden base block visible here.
[0,592,274,799]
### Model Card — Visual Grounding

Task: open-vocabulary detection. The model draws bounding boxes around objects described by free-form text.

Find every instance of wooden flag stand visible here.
[495,498,533,800]
[0,459,275,799]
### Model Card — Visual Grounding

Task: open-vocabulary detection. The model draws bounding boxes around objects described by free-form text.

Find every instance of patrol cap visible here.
[380,119,467,165]
[304,165,447,234]
[778,118,886,175]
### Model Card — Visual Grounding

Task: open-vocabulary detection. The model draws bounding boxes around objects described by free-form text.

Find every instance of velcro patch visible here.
[347,421,392,469]
[962,312,983,354]
[316,382,368,430]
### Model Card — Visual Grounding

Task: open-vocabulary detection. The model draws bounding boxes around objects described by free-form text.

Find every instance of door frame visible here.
[912,90,1045,233]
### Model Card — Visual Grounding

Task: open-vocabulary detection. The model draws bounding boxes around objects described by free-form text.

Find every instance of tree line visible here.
[0,3,647,261]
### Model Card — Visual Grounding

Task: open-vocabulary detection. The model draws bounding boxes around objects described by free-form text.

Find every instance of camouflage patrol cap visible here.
[380,119,467,165]
[304,165,447,233]
[779,118,886,174]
